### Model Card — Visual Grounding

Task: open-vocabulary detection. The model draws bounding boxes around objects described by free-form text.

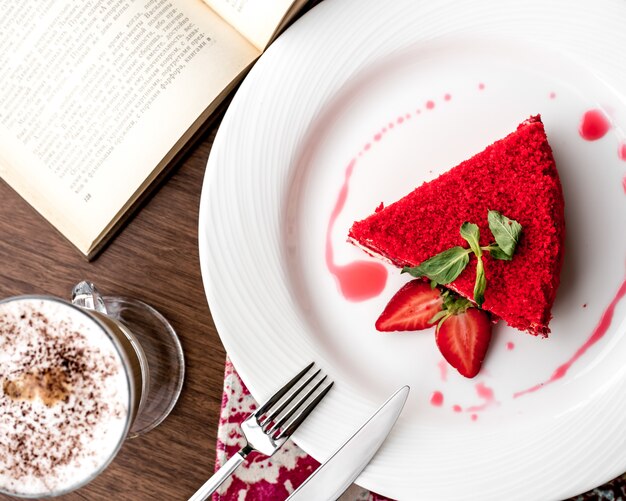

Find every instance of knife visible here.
[287,385,410,501]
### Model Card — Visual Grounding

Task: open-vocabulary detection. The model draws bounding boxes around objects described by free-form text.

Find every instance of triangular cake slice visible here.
[348,115,565,336]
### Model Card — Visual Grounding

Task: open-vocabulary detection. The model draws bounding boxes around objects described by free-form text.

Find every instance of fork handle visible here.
[188,448,249,501]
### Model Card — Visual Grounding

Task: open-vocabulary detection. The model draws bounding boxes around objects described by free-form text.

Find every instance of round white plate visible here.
[199,0,626,499]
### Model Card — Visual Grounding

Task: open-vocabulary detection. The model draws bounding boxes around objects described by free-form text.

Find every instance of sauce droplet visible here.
[466,382,497,412]
[506,342,515,351]
[430,391,444,407]
[327,261,388,301]
[578,109,611,141]
[425,100,435,110]
[476,382,494,399]
[618,142,626,161]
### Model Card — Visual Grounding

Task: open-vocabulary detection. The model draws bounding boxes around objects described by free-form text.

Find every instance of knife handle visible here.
[188,450,247,501]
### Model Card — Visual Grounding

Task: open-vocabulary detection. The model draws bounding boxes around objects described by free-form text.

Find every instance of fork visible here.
[188,362,333,501]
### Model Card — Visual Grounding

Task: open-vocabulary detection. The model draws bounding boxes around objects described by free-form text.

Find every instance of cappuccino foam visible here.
[0,298,131,496]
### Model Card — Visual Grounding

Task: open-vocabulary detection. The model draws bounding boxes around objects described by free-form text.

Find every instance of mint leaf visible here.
[488,210,522,257]
[488,244,512,261]
[460,222,482,258]
[474,258,486,307]
[402,246,470,284]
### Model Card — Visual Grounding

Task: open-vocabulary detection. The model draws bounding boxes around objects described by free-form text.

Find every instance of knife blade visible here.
[287,385,410,501]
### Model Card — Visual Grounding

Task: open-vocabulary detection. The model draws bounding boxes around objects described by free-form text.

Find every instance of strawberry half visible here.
[375,280,443,331]
[435,305,492,378]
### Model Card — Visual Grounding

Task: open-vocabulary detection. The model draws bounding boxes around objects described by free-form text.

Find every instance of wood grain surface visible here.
[0,125,225,501]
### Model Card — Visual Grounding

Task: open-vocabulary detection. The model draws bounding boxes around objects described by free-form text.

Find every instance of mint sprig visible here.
[402,211,522,307]
[459,222,486,305]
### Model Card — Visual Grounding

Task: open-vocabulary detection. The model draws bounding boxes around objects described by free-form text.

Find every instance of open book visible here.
[0,0,309,258]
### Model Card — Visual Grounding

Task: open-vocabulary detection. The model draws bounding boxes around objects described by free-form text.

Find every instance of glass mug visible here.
[0,282,184,497]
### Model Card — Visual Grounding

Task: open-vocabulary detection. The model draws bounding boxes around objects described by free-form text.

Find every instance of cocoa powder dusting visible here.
[3,367,71,406]
[0,302,128,491]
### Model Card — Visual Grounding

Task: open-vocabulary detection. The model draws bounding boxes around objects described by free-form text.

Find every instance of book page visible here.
[0,0,259,255]
[203,0,309,50]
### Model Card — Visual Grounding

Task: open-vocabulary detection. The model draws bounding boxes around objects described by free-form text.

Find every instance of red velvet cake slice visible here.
[348,115,565,336]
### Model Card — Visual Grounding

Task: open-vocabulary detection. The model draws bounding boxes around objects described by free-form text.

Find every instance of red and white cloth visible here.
[213,358,388,500]
[213,357,625,501]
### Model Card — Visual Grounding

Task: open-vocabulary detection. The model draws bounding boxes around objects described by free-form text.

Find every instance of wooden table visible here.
[0,125,226,500]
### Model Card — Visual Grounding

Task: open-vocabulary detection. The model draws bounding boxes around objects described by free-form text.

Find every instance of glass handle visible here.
[71,281,108,314]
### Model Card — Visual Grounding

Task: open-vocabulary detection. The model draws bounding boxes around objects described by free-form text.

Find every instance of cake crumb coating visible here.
[348,116,565,336]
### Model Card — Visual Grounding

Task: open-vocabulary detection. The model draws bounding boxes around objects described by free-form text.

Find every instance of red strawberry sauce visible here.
[466,382,497,412]
[579,109,611,141]
[325,158,388,301]
[439,382,497,419]
[437,359,448,382]
[514,274,626,398]
[430,391,444,406]
[578,109,626,164]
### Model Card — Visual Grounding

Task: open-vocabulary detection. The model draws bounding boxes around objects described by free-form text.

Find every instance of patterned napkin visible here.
[213,357,625,500]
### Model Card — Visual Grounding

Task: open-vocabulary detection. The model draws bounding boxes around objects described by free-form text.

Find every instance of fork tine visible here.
[260,368,321,427]
[267,375,330,436]
[275,381,333,440]
[254,362,314,417]
[266,375,327,434]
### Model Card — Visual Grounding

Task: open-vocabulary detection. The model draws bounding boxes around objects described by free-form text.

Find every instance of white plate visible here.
[199,0,626,499]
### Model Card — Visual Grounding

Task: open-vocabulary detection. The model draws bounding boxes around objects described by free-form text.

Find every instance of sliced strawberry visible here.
[375,280,443,332]
[435,307,492,378]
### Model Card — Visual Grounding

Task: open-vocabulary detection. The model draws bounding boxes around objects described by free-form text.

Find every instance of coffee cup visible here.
[0,283,184,497]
